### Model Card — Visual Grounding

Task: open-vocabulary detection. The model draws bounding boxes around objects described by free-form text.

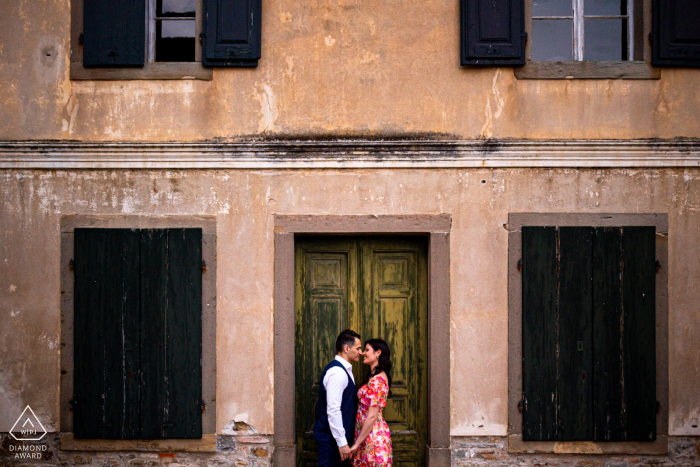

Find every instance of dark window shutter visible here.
[140,229,203,439]
[652,0,700,67]
[522,226,558,441]
[203,0,262,67]
[556,228,594,440]
[461,0,526,65]
[83,0,146,67]
[523,226,656,442]
[619,227,656,441]
[74,229,141,439]
[592,226,656,441]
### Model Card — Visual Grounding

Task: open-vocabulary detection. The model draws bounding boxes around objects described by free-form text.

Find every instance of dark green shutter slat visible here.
[652,0,700,67]
[203,0,262,67]
[592,227,625,441]
[83,0,146,66]
[557,228,593,441]
[621,226,656,441]
[522,226,558,441]
[140,229,202,439]
[460,0,526,65]
[74,229,141,439]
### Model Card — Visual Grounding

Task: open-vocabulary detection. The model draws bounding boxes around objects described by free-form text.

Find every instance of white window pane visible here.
[532,19,574,61]
[533,0,573,17]
[160,19,195,38]
[159,0,195,16]
[584,18,627,60]
[585,0,626,16]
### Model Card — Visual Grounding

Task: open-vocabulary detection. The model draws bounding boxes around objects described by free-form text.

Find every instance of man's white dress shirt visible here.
[322,355,355,448]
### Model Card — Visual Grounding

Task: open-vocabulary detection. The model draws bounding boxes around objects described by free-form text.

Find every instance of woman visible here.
[350,338,393,467]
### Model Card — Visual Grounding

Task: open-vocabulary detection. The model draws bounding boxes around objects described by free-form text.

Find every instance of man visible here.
[314,329,363,466]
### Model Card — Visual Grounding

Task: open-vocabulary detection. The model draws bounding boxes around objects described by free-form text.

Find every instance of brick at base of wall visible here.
[0,433,273,467]
[452,436,700,467]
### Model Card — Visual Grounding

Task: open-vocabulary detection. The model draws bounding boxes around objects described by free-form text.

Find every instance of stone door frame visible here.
[273,215,452,467]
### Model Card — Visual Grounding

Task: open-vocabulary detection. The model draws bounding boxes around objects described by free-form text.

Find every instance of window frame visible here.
[507,213,669,454]
[70,0,212,80]
[517,0,658,79]
[59,215,217,451]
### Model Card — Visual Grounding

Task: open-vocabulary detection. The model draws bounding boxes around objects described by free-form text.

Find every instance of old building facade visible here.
[1,0,699,466]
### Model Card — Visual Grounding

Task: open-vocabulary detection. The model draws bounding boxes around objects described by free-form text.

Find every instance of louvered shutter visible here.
[461,0,526,65]
[73,229,141,439]
[203,0,262,67]
[83,0,145,67]
[140,229,203,439]
[652,0,700,67]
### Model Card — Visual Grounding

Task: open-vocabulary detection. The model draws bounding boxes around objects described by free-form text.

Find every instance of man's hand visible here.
[338,445,351,461]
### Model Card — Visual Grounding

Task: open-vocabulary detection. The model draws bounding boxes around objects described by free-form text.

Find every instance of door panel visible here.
[296,236,427,467]
[360,238,428,467]
[296,239,357,467]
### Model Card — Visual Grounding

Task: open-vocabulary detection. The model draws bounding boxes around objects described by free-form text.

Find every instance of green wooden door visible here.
[295,236,428,467]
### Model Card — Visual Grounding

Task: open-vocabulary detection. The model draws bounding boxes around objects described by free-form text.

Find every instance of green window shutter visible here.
[203,0,262,67]
[523,226,656,442]
[73,229,141,439]
[592,227,625,441]
[652,0,700,68]
[522,226,558,441]
[620,227,657,441]
[83,0,146,66]
[557,228,594,440]
[140,229,203,439]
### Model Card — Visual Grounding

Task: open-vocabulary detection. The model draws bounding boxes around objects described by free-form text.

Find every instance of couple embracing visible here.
[314,329,393,467]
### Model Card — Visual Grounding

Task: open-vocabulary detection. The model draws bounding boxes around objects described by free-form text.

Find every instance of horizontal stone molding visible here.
[1,139,700,169]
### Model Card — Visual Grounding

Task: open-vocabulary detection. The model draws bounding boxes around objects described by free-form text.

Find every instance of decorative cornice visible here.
[1,139,699,169]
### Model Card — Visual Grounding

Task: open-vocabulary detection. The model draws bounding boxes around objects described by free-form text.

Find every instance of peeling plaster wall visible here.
[1,1,700,140]
[0,168,699,438]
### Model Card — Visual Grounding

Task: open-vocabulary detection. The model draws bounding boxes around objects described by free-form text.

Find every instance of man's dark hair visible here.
[336,329,360,354]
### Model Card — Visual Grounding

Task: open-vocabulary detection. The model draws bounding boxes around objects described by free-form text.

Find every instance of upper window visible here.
[71,0,261,79]
[532,0,634,61]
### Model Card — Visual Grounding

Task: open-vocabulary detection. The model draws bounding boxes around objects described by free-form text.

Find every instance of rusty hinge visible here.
[69,398,77,410]
[202,261,207,272]
[517,400,523,413]
[656,400,661,415]
[655,260,661,273]
[69,259,75,271]
[78,33,84,45]
[517,259,523,273]
[200,399,207,412]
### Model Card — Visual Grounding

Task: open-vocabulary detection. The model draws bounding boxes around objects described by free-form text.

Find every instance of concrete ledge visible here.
[60,433,217,452]
[2,139,700,169]
[508,434,669,454]
[515,61,660,80]
[70,62,213,80]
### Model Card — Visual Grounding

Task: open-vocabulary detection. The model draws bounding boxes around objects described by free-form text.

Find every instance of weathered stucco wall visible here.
[1,168,699,438]
[1,1,700,141]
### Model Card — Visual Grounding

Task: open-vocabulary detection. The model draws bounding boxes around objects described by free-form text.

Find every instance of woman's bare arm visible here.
[350,405,380,453]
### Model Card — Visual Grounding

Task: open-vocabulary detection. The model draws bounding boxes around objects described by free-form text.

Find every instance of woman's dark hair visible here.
[364,338,392,388]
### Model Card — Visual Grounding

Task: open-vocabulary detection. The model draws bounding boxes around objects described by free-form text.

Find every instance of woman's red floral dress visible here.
[353,376,392,467]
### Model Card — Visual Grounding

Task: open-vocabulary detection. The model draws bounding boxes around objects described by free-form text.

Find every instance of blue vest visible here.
[314,359,357,446]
